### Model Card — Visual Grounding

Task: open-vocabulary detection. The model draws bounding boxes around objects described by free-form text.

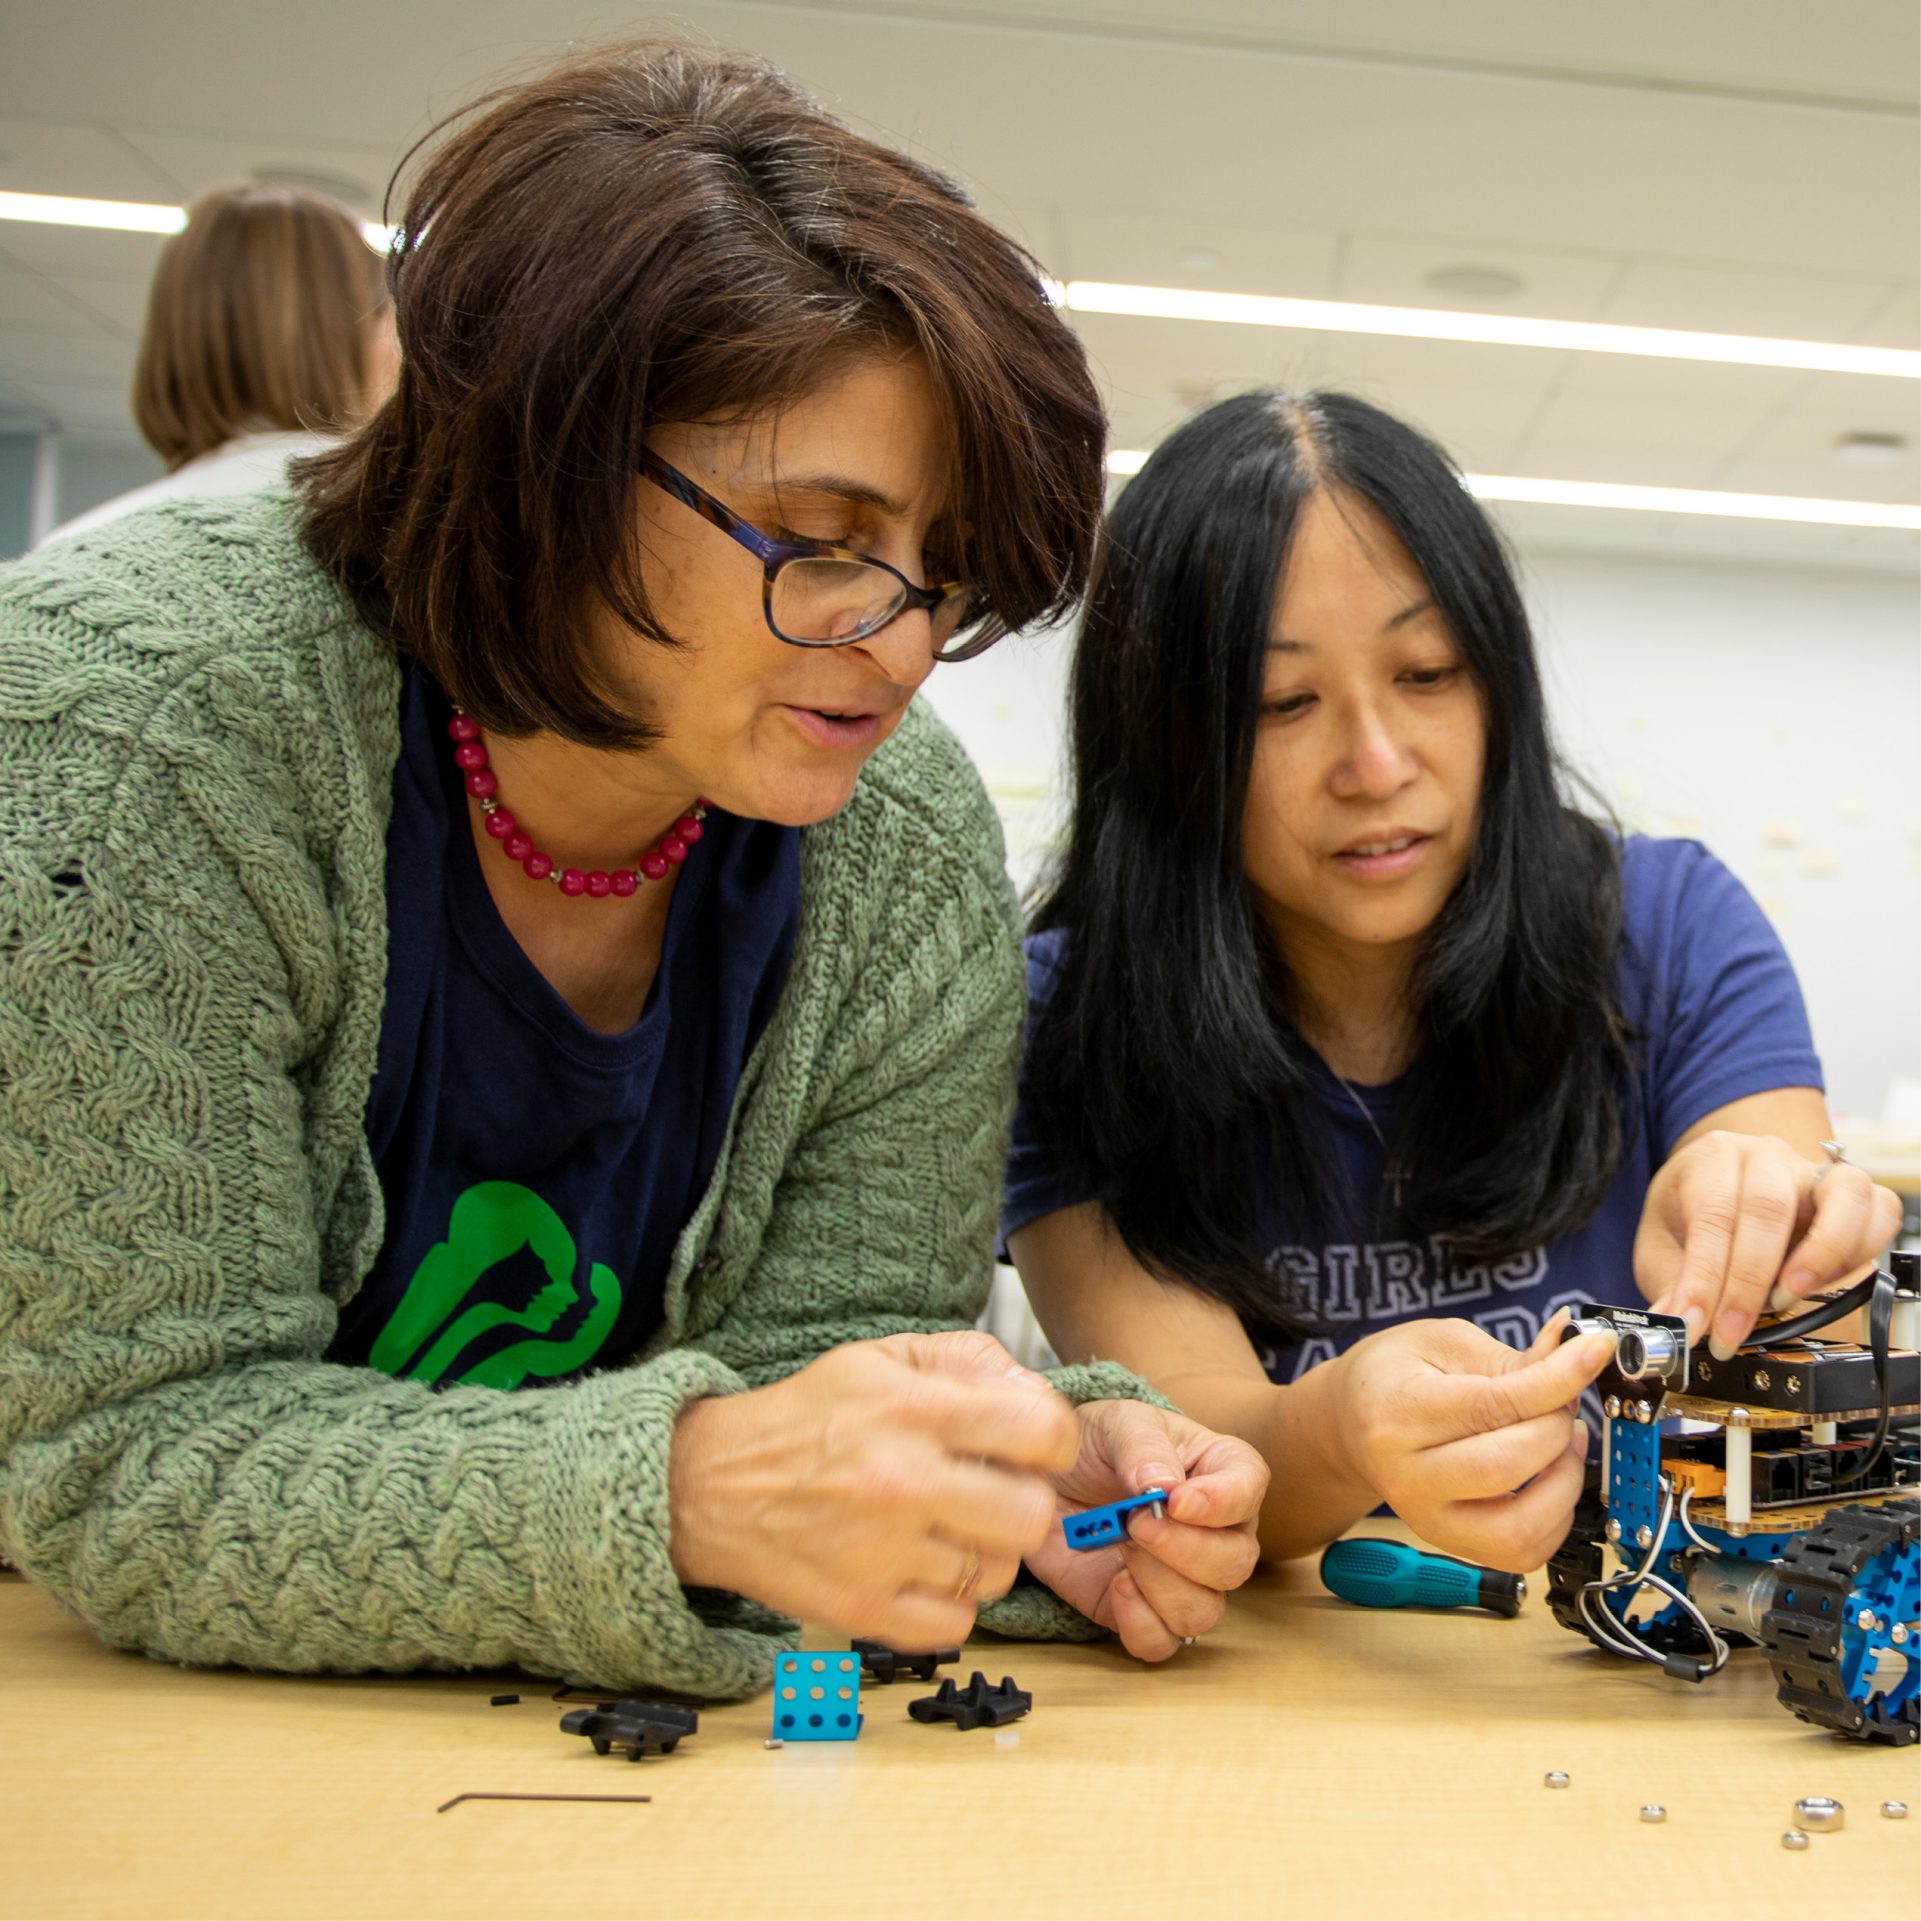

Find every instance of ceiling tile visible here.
[0,223,168,284]
[1506,353,1812,485]
[109,129,401,216]
[0,115,183,200]
[0,267,121,336]
[1054,208,1341,296]
[1599,259,1900,339]
[1338,232,1624,320]
[1714,370,1921,499]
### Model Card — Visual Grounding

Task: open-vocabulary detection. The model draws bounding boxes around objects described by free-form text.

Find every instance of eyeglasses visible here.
[638,448,994,661]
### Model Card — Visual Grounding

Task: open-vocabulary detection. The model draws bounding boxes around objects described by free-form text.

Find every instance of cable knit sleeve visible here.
[0,530,775,1697]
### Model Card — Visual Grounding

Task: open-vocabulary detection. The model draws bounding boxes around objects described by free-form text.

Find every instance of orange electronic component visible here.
[1663,1456,1727,1499]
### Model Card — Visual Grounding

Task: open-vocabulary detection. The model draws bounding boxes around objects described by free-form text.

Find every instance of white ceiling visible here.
[1,0,1916,569]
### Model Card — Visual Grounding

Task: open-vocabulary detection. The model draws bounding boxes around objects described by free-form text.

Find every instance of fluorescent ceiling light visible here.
[1462,473,1921,529]
[0,190,185,235]
[0,189,393,251]
[1065,281,1921,381]
[1105,450,1919,529]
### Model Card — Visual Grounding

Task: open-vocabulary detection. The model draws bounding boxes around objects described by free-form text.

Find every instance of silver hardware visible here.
[1890,1621,1909,1645]
[1857,1608,1877,1631]
[1634,1399,1654,1424]
[1604,1519,1623,1543]
[763,1737,785,1750]
[1543,1771,1570,1789]
[1640,1805,1666,1824]
[1781,1832,1809,1851]
[1696,1361,1712,1383]
[1635,1525,1654,1549]
[1883,1801,1909,1819]
[1753,1370,1771,1391]
[1603,1396,1622,1419]
[1784,1375,1801,1396]
[1794,1797,1843,1832]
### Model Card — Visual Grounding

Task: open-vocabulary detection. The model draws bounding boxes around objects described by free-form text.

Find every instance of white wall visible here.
[920,545,1921,1121]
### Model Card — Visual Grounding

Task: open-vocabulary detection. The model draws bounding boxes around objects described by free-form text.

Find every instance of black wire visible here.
[1829,1268,1895,1488]
[1736,1270,1881,1349]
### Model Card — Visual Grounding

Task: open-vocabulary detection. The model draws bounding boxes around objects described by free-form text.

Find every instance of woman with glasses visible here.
[0,43,1265,1695]
[1004,392,1902,1574]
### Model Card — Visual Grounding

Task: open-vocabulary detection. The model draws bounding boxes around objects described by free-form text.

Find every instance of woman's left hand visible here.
[1023,1399,1268,1660]
[1636,1130,1902,1360]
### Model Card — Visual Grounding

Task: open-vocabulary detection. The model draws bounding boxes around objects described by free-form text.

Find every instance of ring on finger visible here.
[954,1548,982,1602]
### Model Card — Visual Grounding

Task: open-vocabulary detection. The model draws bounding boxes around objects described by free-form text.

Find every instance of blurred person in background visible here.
[39,182,396,544]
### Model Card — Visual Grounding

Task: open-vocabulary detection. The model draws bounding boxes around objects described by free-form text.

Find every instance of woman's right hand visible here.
[1327,1314,1616,1573]
[667,1330,1081,1649]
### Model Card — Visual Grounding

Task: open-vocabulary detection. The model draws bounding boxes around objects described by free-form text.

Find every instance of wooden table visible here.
[4,1527,1916,1921]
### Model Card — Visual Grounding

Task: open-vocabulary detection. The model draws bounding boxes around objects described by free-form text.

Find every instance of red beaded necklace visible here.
[447,710,708,899]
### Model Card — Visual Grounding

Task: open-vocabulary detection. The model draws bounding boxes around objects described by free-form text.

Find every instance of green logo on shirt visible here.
[368,1181,623,1389]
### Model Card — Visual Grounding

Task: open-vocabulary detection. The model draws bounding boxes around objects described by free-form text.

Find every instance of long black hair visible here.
[1024,390,1633,1324]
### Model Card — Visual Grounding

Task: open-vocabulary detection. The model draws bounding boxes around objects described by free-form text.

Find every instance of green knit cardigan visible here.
[0,493,1149,1697]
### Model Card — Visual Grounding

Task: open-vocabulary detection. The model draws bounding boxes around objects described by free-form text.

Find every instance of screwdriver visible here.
[1319,1537,1526,1617]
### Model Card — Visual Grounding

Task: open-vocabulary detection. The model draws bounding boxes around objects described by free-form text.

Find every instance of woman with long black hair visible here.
[1006,390,1901,1571]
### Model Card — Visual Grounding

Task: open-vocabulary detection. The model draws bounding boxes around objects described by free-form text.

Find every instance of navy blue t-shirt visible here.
[1003,838,1823,1382]
[329,670,800,1389]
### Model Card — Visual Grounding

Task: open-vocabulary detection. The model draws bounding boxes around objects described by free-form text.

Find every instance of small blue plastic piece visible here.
[772,1651,863,1741]
[1062,1488,1167,1551]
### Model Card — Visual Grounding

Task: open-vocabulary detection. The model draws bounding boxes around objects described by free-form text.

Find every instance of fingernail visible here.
[1574,1418,1590,1461]
[1710,1322,1742,1362]
[1171,1485,1208,1522]
[1775,1271,1815,1306]
[1003,1363,1049,1388]
[1113,1573,1140,1605]
[1137,1465,1178,1494]
[1679,1305,1706,1344]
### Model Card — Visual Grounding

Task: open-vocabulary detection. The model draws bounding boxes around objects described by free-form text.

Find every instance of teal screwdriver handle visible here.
[1319,1537,1526,1617]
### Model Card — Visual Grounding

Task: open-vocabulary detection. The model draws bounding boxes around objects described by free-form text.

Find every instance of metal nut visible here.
[1543,1771,1570,1789]
[1882,1801,1908,1819]
[1794,1797,1843,1832]
[1640,1805,1666,1823]
[1781,1832,1809,1851]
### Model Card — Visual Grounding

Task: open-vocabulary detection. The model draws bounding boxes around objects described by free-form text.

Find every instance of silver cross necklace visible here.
[1326,1064,1409,1212]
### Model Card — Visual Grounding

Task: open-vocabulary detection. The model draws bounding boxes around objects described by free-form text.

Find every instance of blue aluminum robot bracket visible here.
[1062,1488,1167,1552]
[772,1651,863,1741]
[1605,1414,1664,1546]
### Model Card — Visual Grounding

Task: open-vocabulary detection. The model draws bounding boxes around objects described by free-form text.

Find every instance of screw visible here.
[1544,1771,1570,1789]
[1635,1525,1654,1549]
[1696,1361,1712,1383]
[1641,1805,1666,1823]
[1784,1375,1801,1396]
[1668,1555,1686,1575]
[1892,1623,1910,1645]
[1781,1832,1809,1851]
[1857,1608,1877,1631]
[1635,1400,1654,1424]
[1605,1519,1623,1543]
[1603,1396,1622,1418]
[1794,1797,1844,1832]
[1883,1801,1909,1819]
[1753,1370,1771,1390]
[763,1738,785,1750]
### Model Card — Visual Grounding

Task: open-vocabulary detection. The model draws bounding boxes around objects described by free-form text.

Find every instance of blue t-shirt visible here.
[1003,837,1823,1382]
[329,670,800,1389]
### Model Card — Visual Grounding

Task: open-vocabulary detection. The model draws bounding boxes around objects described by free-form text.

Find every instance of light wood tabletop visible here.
[4,1523,1916,1921]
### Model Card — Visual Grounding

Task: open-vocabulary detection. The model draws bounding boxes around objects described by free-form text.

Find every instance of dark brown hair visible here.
[134,184,389,470]
[298,40,1106,747]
